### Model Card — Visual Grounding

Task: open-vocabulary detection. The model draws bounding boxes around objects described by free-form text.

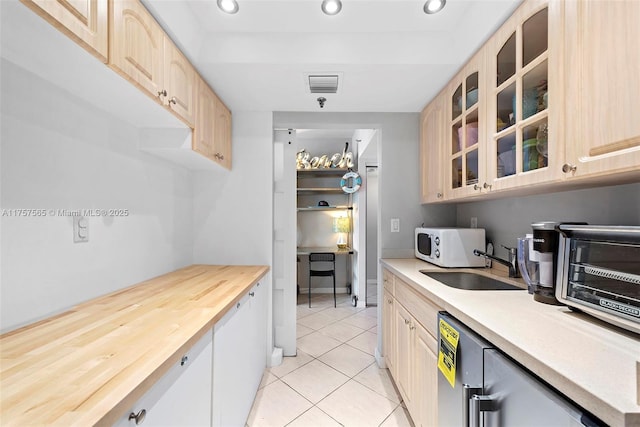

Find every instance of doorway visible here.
[272,126,380,356]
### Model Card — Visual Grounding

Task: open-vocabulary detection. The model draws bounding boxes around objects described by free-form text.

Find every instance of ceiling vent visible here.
[308,74,339,94]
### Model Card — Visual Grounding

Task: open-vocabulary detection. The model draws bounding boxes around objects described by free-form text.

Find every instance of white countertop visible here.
[381,258,640,427]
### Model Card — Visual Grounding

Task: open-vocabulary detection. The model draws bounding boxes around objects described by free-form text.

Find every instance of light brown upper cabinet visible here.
[562,0,640,179]
[194,76,232,170]
[446,50,487,199]
[110,0,164,101]
[163,37,196,127]
[485,0,563,193]
[420,92,446,203]
[110,0,195,127]
[20,0,108,62]
[213,95,232,169]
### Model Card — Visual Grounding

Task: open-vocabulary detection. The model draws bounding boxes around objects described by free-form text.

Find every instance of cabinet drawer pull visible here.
[562,163,577,173]
[404,318,410,325]
[214,153,225,160]
[157,89,167,98]
[180,355,188,366]
[249,292,255,297]
[129,409,146,425]
[168,96,177,105]
[236,302,241,309]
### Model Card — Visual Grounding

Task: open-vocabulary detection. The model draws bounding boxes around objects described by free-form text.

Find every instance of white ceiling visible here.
[144,0,522,113]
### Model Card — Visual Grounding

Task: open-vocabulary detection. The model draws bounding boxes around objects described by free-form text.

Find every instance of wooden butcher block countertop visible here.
[0,264,269,426]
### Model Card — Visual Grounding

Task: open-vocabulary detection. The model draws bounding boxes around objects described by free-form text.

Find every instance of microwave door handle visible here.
[469,394,497,427]
[463,385,483,427]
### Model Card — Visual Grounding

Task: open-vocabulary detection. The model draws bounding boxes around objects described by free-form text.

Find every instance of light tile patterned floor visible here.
[247,294,413,427]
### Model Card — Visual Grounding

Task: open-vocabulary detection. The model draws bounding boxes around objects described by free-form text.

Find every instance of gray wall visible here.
[1,60,194,332]
[456,182,640,258]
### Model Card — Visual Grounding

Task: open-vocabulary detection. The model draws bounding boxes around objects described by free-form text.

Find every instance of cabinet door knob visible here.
[214,153,225,160]
[236,302,241,309]
[129,409,146,425]
[388,299,392,304]
[483,182,492,190]
[437,192,443,198]
[169,96,177,105]
[249,291,255,297]
[404,318,410,325]
[562,163,577,173]
[157,89,167,98]
[180,355,188,366]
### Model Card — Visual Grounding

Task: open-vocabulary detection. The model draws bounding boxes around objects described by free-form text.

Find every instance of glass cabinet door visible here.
[449,62,483,196]
[492,5,550,184]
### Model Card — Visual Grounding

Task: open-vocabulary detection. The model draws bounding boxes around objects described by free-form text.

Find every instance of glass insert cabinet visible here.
[444,0,561,199]
[446,51,486,199]
[487,0,562,192]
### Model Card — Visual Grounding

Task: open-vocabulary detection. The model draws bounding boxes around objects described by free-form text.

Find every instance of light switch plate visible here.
[391,218,400,233]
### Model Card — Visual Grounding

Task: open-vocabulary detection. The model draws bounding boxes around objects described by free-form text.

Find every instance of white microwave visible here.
[415,227,486,268]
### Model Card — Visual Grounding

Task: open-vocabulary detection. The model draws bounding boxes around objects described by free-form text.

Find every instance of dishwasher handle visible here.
[469,394,497,427]
[463,385,483,427]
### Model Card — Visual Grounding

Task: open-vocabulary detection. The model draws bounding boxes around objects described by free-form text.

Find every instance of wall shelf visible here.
[296,168,350,177]
[297,187,345,194]
[297,206,353,212]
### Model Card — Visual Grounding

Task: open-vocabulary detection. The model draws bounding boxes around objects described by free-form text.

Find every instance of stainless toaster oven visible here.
[556,224,640,334]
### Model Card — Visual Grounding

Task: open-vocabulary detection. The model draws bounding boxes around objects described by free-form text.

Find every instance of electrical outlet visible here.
[73,216,89,243]
[470,217,478,228]
[391,218,400,233]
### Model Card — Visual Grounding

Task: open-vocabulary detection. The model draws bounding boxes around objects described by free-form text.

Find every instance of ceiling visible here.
[144,0,522,113]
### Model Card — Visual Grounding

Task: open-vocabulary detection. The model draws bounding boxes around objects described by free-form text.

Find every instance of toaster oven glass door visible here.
[566,239,640,322]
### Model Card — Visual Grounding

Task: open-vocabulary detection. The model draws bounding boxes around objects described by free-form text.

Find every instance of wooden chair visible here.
[308,252,336,308]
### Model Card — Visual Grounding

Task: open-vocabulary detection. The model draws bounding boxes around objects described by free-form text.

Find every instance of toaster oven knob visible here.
[435,237,440,246]
[435,249,440,258]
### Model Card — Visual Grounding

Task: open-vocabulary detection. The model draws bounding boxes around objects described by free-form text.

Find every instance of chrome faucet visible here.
[473,245,520,278]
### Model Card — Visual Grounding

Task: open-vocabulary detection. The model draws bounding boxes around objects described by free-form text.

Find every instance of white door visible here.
[272,129,297,356]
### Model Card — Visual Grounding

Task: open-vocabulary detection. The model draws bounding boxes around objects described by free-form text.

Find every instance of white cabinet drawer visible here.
[115,330,213,427]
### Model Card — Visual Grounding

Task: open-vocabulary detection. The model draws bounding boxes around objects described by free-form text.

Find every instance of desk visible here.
[297,247,354,255]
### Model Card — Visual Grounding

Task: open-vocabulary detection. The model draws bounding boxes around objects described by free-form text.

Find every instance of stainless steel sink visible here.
[420,271,523,291]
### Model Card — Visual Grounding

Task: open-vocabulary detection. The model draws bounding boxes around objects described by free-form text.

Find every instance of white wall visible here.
[191,112,273,266]
[456,182,640,258]
[191,111,275,358]
[0,60,194,332]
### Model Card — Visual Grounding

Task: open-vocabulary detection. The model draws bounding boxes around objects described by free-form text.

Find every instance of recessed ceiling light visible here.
[321,0,342,16]
[423,0,446,14]
[217,0,239,14]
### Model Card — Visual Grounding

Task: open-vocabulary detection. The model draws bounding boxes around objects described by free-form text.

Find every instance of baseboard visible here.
[270,347,283,367]
[375,347,386,369]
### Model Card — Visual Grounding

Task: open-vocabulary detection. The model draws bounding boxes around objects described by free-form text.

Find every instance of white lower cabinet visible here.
[383,269,439,427]
[412,322,438,427]
[394,302,413,407]
[115,281,267,427]
[115,330,213,427]
[212,282,267,427]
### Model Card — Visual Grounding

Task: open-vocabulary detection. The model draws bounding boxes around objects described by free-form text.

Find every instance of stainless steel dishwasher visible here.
[437,312,604,426]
